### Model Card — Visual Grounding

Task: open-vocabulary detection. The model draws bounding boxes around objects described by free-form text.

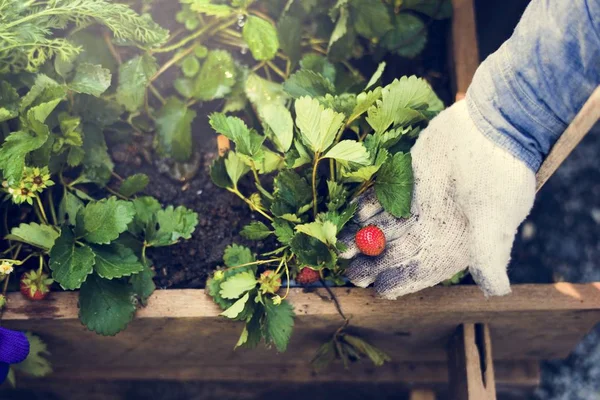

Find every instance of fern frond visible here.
[0,0,168,73]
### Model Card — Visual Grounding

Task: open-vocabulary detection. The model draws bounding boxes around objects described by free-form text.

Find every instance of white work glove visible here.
[340,100,536,299]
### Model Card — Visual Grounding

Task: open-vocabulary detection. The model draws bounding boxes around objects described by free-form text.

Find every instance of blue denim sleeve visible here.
[466,0,600,171]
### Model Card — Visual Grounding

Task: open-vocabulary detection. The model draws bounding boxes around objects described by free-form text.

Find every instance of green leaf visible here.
[92,243,144,279]
[402,0,453,19]
[290,233,332,266]
[128,196,161,236]
[79,273,136,336]
[119,173,149,197]
[328,6,349,50]
[326,180,348,212]
[116,54,158,112]
[181,55,200,77]
[350,0,393,38]
[79,197,135,244]
[224,151,250,188]
[256,148,284,174]
[145,205,198,246]
[311,339,336,372]
[366,76,441,133]
[6,223,59,251]
[209,113,249,140]
[72,95,123,126]
[49,228,96,290]
[270,170,312,216]
[243,16,279,61]
[240,221,272,240]
[295,96,345,153]
[69,63,111,97]
[209,113,264,159]
[295,220,338,246]
[256,104,292,152]
[154,97,196,162]
[284,70,336,99]
[382,14,427,58]
[185,0,234,16]
[365,62,386,90]
[342,334,391,366]
[245,73,287,110]
[80,124,113,186]
[300,54,336,84]
[130,261,156,304]
[264,297,294,352]
[0,129,49,185]
[277,14,302,65]
[374,152,413,218]
[193,50,236,100]
[59,191,84,225]
[322,140,370,167]
[0,81,19,122]
[12,333,52,378]
[272,219,294,245]
[210,156,232,189]
[223,244,255,267]
[220,272,257,299]
[221,292,251,318]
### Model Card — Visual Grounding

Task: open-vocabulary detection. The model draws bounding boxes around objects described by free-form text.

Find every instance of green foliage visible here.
[10,332,52,385]
[0,0,448,361]
[207,61,443,357]
[0,4,198,336]
[0,0,168,73]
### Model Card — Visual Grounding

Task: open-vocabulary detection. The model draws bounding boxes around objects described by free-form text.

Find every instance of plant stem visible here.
[34,195,49,225]
[152,17,225,54]
[228,188,274,221]
[37,255,43,274]
[311,154,321,217]
[223,258,283,272]
[103,32,122,64]
[321,280,349,322]
[249,162,274,200]
[0,253,37,266]
[149,83,166,105]
[47,189,58,226]
[106,186,128,200]
[249,9,276,25]
[266,60,286,79]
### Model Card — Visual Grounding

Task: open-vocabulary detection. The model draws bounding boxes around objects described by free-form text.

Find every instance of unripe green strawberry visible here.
[296,267,320,285]
[355,225,386,256]
[258,270,281,294]
[20,270,53,301]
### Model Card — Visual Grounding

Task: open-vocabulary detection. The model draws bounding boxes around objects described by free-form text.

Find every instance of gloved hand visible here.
[0,327,30,383]
[340,100,535,299]
[340,0,600,299]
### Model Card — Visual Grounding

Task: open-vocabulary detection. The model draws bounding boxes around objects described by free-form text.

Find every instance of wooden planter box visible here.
[4,1,600,397]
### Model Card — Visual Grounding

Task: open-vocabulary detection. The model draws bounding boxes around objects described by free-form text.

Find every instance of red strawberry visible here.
[296,267,320,285]
[20,270,53,301]
[355,225,386,256]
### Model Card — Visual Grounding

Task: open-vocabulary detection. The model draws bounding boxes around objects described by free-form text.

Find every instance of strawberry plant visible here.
[207,60,444,366]
[0,0,449,371]
[0,0,198,336]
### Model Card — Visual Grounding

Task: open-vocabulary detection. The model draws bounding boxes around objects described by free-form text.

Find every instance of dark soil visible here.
[110,20,452,289]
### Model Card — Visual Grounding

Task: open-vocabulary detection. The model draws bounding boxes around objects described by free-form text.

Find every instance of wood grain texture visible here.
[3,284,598,381]
[450,0,480,100]
[448,324,496,399]
[410,389,437,400]
[536,85,600,191]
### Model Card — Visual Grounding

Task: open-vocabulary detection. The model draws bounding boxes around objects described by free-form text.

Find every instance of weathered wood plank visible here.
[450,0,480,100]
[2,284,599,381]
[448,324,496,399]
